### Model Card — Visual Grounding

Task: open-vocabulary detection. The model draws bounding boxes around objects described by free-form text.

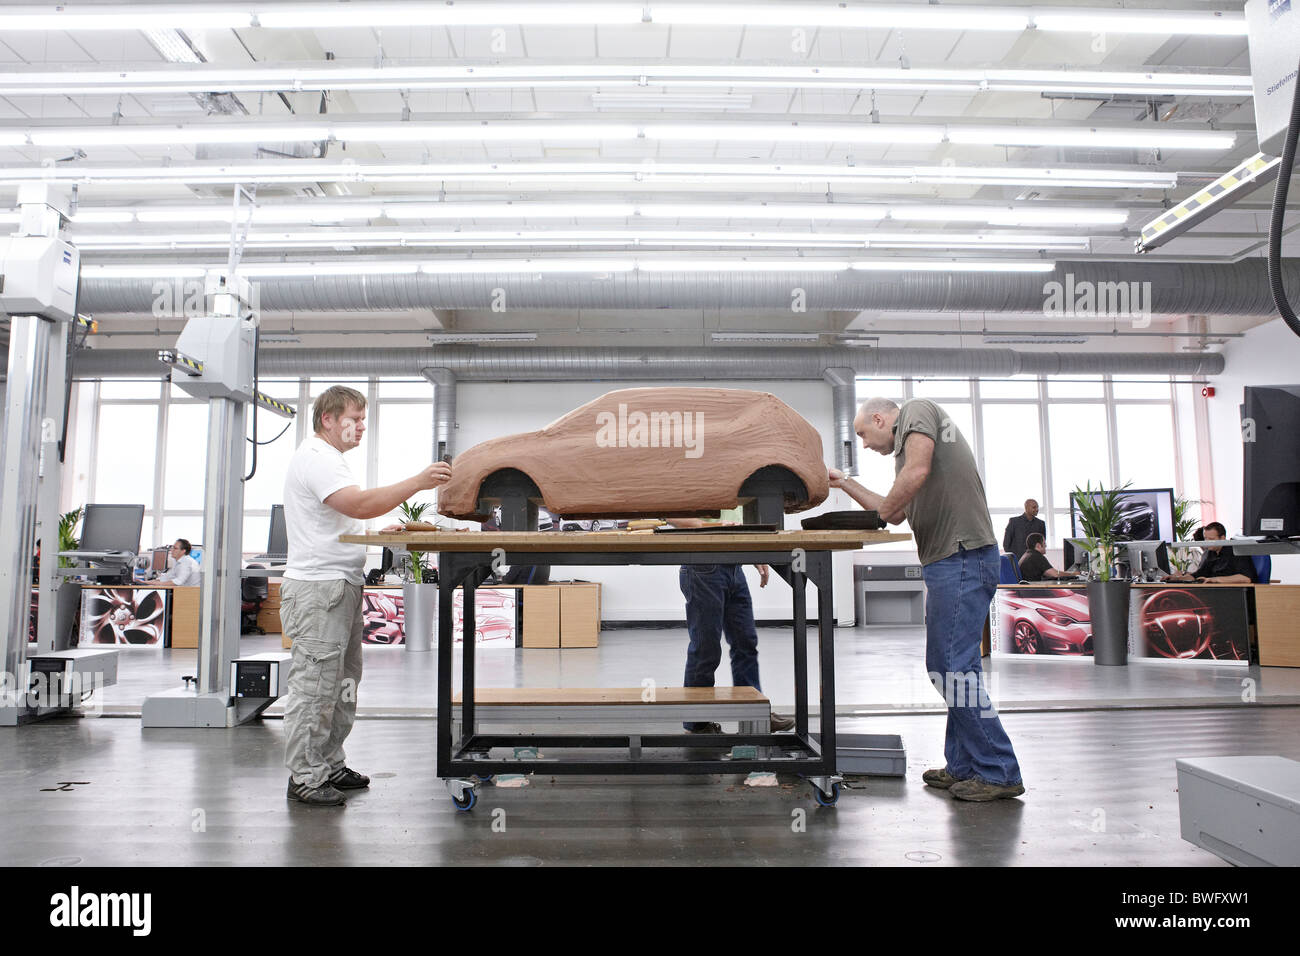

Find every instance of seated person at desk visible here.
[1166,522,1257,584]
[157,539,200,586]
[1018,533,1078,582]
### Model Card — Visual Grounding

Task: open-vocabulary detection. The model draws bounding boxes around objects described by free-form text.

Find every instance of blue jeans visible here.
[679,564,761,730]
[921,545,1022,786]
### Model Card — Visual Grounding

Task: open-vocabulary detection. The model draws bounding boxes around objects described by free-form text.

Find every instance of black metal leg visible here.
[436,554,458,774]
[813,551,836,772]
[462,567,479,743]
[791,568,809,738]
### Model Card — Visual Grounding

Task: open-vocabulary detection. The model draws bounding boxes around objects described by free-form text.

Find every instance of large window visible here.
[79,377,436,552]
[855,374,1186,548]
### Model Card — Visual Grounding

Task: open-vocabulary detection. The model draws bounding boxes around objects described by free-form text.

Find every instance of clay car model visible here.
[437,387,828,522]
[998,589,1092,655]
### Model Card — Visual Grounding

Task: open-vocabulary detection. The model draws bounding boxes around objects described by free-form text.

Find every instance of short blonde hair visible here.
[312,385,367,433]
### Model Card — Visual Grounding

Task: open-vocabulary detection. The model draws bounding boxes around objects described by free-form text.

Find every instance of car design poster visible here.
[991,586,1250,663]
[78,587,168,647]
[360,588,518,646]
[1128,587,1250,664]
[992,588,1094,656]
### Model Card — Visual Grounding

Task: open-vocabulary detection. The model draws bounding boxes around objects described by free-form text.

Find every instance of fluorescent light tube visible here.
[637,259,851,272]
[236,261,421,277]
[652,3,1028,31]
[80,264,207,278]
[1031,10,1247,37]
[850,260,1055,273]
[421,259,635,274]
[947,127,1235,150]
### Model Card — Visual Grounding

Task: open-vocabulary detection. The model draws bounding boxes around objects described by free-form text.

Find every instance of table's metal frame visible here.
[434,545,839,788]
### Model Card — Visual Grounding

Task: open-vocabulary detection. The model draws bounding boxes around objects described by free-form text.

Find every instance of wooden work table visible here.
[342,528,910,552]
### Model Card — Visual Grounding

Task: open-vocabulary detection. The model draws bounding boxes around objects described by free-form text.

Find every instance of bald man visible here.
[829,396,1024,802]
[1003,500,1046,560]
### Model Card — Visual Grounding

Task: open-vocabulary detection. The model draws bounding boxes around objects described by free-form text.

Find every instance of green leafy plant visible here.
[1070,480,1132,581]
[1170,496,1202,574]
[397,500,432,583]
[58,506,84,569]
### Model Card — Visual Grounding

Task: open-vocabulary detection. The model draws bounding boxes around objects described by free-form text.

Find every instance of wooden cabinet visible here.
[1255,586,1300,667]
[560,583,601,648]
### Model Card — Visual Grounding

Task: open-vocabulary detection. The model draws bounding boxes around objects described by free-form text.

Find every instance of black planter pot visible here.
[1087,579,1131,666]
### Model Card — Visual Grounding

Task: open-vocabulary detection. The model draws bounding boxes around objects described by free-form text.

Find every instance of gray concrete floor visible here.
[93,624,1300,716]
[3,708,1296,865]
[3,626,1297,866]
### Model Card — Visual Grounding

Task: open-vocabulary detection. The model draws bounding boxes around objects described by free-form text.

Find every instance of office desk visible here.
[151,584,200,649]
[991,582,1300,666]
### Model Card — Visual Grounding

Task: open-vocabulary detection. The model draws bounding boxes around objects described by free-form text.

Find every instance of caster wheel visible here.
[813,783,840,807]
[451,788,478,811]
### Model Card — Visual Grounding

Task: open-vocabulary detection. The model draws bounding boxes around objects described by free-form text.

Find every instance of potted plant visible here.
[397,500,436,652]
[1170,496,1202,575]
[1071,481,1132,666]
[53,507,86,648]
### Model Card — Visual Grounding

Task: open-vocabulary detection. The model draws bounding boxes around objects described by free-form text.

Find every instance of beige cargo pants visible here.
[282,579,364,788]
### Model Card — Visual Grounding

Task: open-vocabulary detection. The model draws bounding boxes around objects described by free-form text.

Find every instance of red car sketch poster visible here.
[991,586,1250,663]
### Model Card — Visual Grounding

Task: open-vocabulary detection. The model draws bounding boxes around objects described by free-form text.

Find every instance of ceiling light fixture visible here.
[0,160,1181,191]
[7,120,1234,152]
[0,63,1250,98]
[0,3,1245,37]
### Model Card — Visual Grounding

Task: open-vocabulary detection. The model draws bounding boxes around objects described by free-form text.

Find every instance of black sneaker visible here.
[686,722,723,734]
[287,777,347,806]
[328,767,371,790]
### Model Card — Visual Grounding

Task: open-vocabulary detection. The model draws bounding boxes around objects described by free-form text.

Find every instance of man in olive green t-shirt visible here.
[829,396,1024,802]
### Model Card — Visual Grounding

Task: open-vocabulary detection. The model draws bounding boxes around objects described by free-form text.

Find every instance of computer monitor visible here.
[1069,488,1175,544]
[149,547,170,574]
[1126,540,1171,576]
[268,504,287,556]
[1242,385,1300,538]
[79,504,145,554]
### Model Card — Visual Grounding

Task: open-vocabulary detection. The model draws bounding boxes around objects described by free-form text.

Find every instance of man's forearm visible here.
[837,478,887,512]
[353,477,425,520]
[879,465,928,524]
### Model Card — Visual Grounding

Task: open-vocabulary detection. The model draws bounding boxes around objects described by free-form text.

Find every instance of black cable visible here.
[1268,55,1300,335]
[242,321,259,482]
[248,418,294,446]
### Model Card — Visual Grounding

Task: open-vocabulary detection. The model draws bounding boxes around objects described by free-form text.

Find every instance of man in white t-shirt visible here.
[282,385,451,806]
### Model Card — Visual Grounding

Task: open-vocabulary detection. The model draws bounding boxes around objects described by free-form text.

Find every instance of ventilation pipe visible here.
[75,259,1300,316]
[62,344,1225,383]
[422,367,457,460]
[823,367,859,477]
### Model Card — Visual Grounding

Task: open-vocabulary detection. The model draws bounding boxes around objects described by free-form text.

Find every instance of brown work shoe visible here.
[922,768,969,789]
[770,713,795,732]
[949,777,1025,802]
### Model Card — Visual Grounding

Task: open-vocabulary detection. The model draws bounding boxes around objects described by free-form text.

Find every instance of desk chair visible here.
[1252,554,1272,584]
[241,564,268,634]
[999,554,1021,585]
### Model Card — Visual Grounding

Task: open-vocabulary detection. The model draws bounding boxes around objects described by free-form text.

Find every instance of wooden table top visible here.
[342,529,910,553]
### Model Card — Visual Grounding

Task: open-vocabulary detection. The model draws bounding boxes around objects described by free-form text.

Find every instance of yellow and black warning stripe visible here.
[1139,153,1280,247]
[255,392,297,418]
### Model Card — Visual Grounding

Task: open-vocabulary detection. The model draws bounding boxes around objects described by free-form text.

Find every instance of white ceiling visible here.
[0,0,1294,347]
